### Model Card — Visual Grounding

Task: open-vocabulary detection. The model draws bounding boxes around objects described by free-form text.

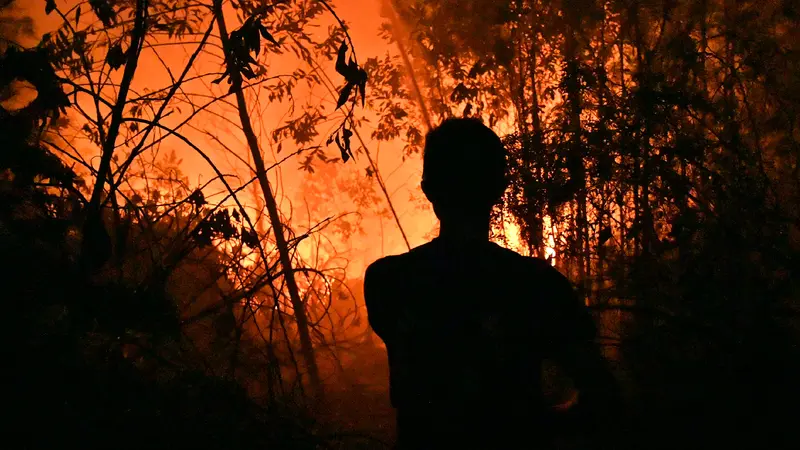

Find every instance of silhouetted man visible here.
[364,118,622,449]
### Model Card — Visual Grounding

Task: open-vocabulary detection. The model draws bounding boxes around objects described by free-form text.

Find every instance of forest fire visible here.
[3,0,800,448]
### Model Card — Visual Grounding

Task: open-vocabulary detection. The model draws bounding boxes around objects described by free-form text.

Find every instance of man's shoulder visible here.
[365,242,566,285]
[367,242,557,269]
[365,253,402,277]
[366,241,437,269]
[493,246,564,279]
[364,249,418,282]
[497,251,577,309]
[523,256,567,280]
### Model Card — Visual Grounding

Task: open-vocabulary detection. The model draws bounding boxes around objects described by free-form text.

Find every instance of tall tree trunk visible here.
[212,0,321,399]
[699,0,708,93]
[82,0,148,268]
[596,4,609,301]
[638,13,654,258]
[617,16,628,262]
[528,0,546,258]
[631,5,643,259]
[564,11,588,297]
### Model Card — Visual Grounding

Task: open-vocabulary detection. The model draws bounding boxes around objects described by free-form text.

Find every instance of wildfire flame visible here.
[499,216,557,266]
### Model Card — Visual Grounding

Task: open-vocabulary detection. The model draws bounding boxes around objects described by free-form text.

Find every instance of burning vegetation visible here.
[2,0,800,448]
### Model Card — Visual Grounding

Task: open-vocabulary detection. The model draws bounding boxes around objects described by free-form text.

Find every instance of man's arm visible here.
[363,258,395,344]
[538,263,624,441]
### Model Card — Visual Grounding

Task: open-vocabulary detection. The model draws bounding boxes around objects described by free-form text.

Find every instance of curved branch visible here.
[109,19,216,198]
[316,0,358,65]
[121,117,272,268]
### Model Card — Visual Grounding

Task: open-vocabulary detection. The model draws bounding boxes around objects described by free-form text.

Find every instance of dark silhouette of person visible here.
[364,118,623,449]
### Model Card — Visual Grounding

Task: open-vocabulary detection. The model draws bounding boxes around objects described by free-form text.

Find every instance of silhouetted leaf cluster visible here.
[0,46,70,122]
[193,206,261,251]
[106,43,126,70]
[89,0,117,27]
[45,0,56,15]
[315,40,370,164]
[195,209,236,246]
[214,13,279,91]
[188,188,206,207]
[328,126,354,163]
[334,41,367,109]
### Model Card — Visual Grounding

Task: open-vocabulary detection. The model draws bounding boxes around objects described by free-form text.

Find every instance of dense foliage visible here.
[2,0,386,447]
[4,0,800,447]
[374,0,800,447]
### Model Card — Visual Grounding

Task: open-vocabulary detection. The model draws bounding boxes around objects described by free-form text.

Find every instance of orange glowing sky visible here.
[19,0,446,277]
[16,0,544,278]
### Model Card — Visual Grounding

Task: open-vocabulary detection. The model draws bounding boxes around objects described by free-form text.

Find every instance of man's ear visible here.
[421,179,433,202]
[497,176,510,198]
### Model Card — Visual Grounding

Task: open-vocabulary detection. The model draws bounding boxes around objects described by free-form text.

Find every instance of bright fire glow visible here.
[543,215,557,264]
[499,215,557,266]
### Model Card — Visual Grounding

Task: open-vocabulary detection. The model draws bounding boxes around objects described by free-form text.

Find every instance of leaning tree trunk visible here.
[383,0,433,130]
[212,0,321,399]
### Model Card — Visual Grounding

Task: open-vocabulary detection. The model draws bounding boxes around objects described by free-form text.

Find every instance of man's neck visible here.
[437,220,490,242]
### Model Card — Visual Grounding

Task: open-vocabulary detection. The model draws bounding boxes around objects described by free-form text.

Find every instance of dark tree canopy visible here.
[370,1,800,447]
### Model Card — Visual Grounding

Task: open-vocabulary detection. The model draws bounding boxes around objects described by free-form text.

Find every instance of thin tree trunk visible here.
[352,126,412,250]
[285,42,412,251]
[85,0,147,211]
[212,0,321,399]
[699,0,708,93]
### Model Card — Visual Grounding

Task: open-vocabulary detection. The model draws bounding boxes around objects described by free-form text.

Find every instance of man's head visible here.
[421,118,508,223]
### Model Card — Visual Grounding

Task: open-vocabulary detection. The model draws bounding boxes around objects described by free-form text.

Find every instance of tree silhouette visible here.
[374,0,800,447]
[2,0,389,447]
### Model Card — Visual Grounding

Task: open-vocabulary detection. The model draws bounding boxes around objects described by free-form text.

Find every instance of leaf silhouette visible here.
[106,44,126,70]
[333,41,368,110]
[468,60,486,78]
[450,83,470,102]
[335,41,349,77]
[342,128,353,158]
[358,76,367,106]
[189,189,206,207]
[335,134,349,163]
[89,0,116,27]
[45,0,56,15]
[211,69,229,85]
[336,82,355,110]
[241,227,260,249]
[259,25,279,46]
[241,65,256,80]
